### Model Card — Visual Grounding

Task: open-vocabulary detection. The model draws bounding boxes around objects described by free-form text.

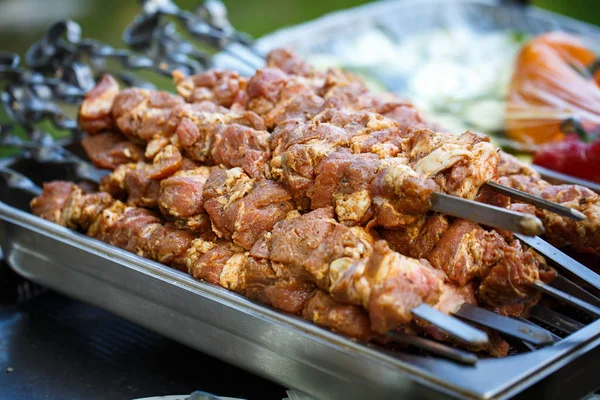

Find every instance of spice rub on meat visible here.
[38,48,577,356]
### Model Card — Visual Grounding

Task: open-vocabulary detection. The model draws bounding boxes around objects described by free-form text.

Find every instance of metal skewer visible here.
[533,165,600,194]
[485,181,586,221]
[512,316,562,342]
[411,304,489,346]
[549,275,600,308]
[516,234,600,293]
[529,305,584,335]
[386,331,478,365]
[533,281,600,318]
[432,193,545,236]
[454,303,555,345]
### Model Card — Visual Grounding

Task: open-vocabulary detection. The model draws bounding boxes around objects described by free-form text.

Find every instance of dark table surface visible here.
[0,264,287,400]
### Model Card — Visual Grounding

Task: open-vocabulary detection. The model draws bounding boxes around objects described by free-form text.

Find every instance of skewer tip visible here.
[570,209,587,221]
[519,215,545,237]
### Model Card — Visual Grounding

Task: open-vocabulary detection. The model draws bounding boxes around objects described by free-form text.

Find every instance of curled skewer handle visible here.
[0,167,42,196]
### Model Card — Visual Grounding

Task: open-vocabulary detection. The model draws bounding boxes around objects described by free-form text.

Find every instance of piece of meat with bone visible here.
[79,74,119,134]
[202,167,295,250]
[173,69,248,109]
[498,151,600,253]
[81,132,145,170]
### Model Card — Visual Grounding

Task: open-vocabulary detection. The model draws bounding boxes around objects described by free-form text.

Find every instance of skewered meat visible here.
[498,152,600,252]
[380,215,555,311]
[81,132,145,170]
[172,69,248,109]
[79,74,120,134]
[83,76,498,231]
[203,167,295,249]
[31,182,445,337]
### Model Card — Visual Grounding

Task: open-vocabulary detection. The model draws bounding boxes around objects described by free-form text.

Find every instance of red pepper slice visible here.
[533,133,600,183]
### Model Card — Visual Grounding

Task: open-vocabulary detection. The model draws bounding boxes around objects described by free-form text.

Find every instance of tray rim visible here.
[255,0,600,52]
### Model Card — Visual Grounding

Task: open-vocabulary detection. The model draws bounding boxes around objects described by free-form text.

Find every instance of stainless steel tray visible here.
[2,1,600,398]
[1,156,599,400]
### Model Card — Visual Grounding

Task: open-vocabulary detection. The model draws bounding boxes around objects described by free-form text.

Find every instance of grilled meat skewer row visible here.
[95,152,553,321]
[31,181,500,347]
[497,152,600,253]
[81,73,517,235]
[30,181,375,341]
[143,47,594,252]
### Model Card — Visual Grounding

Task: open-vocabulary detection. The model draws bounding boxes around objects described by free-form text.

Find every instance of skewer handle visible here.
[431,193,544,236]
[485,181,586,221]
[516,234,600,293]
[386,331,478,365]
[411,304,489,346]
[454,304,554,345]
[533,281,600,318]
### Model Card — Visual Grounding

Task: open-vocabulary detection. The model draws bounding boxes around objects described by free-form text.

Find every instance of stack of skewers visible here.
[25,48,600,363]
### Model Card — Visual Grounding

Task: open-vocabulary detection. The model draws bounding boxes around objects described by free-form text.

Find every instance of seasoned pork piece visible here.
[478,242,540,307]
[251,207,445,333]
[79,74,119,134]
[203,167,295,250]
[498,152,600,252]
[319,69,431,132]
[498,151,540,177]
[99,162,160,208]
[173,69,248,109]
[30,181,78,222]
[302,290,376,341]
[381,214,550,311]
[311,150,380,225]
[497,174,550,197]
[112,87,184,144]
[170,103,269,178]
[247,67,324,128]
[81,132,145,170]
[270,120,360,209]
[380,214,450,259]
[158,167,212,218]
[539,185,600,251]
[405,128,499,199]
[370,157,439,228]
[266,48,319,78]
[427,220,505,286]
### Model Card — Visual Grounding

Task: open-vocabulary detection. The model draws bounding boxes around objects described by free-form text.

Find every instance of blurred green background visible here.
[0,0,597,54]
